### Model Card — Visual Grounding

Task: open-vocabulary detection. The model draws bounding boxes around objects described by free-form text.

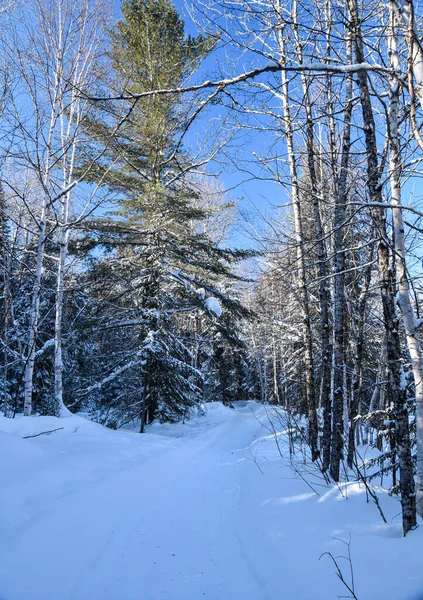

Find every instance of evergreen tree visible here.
[74,0,251,429]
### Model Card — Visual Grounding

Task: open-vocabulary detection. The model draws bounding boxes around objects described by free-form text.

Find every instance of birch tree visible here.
[386,1,423,519]
[51,0,106,416]
[7,0,108,416]
[346,0,416,534]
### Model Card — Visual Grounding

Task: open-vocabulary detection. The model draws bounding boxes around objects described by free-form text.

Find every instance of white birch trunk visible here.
[398,0,423,100]
[21,0,65,416]
[276,0,319,460]
[350,0,416,533]
[23,204,47,416]
[389,8,423,516]
[54,205,70,416]
[51,0,101,416]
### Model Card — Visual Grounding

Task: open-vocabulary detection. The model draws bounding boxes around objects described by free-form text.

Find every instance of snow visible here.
[0,403,422,600]
[205,296,222,317]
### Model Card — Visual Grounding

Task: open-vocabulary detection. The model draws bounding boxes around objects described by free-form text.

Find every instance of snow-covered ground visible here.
[1,402,422,600]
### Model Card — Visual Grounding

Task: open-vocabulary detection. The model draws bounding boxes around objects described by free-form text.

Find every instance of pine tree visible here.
[74,0,251,429]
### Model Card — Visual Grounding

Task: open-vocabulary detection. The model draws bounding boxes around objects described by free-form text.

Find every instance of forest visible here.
[1,0,423,598]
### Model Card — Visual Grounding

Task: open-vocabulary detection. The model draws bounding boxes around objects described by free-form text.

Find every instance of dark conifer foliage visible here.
[0,0,253,428]
[67,0,254,428]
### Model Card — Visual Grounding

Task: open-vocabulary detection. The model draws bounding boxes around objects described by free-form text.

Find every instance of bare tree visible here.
[6,0,109,416]
[348,0,416,534]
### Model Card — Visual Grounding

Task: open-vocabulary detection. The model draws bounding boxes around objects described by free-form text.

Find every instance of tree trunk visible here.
[348,243,374,467]
[23,204,47,417]
[350,0,416,534]
[330,31,354,481]
[276,3,319,460]
[388,7,422,520]
[293,10,331,468]
[54,219,70,417]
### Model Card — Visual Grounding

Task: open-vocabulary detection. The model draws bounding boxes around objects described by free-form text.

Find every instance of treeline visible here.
[2,0,423,536]
[182,0,422,534]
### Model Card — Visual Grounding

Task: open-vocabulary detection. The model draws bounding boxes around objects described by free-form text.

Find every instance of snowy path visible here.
[1,403,422,600]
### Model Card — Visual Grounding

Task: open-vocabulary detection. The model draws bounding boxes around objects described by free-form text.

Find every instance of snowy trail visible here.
[1,405,275,600]
[1,403,423,600]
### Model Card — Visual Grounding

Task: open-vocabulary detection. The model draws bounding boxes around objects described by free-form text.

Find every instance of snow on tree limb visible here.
[77,357,147,398]
[205,297,222,318]
[87,62,392,103]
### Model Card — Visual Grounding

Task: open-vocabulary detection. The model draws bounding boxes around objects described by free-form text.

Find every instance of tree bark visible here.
[348,242,374,467]
[330,30,354,481]
[276,1,319,460]
[388,6,422,521]
[23,205,47,416]
[349,0,416,534]
[293,3,330,468]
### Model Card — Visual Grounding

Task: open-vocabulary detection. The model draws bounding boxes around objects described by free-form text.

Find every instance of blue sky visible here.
[109,0,421,251]
[109,0,423,262]
[111,0,284,249]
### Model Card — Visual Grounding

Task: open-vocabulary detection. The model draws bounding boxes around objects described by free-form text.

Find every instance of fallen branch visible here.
[23,427,64,439]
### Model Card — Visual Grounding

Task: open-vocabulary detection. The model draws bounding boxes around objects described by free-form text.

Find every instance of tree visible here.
[4,0,108,416]
[73,0,251,430]
[182,0,423,532]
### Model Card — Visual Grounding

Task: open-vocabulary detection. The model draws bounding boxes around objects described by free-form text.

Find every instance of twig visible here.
[320,537,359,599]
[353,448,387,524]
